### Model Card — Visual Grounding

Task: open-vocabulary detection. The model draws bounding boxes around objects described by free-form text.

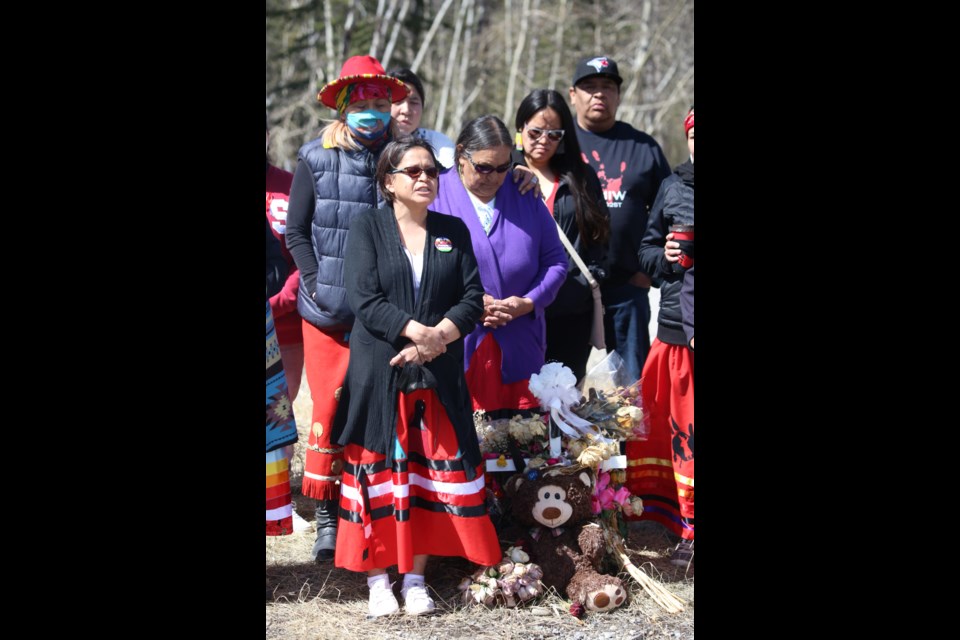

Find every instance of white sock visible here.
[368,574,390,590]
[402,573,425,589]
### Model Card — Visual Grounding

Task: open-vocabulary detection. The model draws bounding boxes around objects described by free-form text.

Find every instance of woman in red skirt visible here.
[332,138,501,616]
[631,107,695,566]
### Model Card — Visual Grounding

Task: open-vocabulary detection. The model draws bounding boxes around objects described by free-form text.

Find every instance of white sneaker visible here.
[368,581,400,617]
[401,582,436,615]
[291,509,312,533]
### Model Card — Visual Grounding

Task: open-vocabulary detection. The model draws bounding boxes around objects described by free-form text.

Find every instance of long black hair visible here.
[515,90,608,246]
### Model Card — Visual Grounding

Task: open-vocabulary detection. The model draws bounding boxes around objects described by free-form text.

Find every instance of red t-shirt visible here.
[543,178,559,215]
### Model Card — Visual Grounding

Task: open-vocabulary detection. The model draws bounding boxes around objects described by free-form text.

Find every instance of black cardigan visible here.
[331,207,485,470]
[511,151,610,317]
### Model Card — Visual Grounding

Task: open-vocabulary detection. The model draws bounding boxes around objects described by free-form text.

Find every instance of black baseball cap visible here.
[572,55,623,87]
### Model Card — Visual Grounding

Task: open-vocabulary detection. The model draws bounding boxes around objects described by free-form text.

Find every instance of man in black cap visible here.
[569,55,671,382]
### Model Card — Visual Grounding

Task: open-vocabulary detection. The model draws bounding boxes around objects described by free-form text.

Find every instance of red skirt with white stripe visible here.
[625,338,694,540]
[334,388,502,573]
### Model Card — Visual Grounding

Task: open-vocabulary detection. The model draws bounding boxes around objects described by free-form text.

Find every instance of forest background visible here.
[266,0,694,169]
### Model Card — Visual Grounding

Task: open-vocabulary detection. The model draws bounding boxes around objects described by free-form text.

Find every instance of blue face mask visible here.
[345,109,391,140]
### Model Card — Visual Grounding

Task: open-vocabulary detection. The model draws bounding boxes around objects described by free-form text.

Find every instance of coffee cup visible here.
[669,223,694,273]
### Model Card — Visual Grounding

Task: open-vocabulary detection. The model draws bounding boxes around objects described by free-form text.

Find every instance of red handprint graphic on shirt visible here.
[582,150,626,203]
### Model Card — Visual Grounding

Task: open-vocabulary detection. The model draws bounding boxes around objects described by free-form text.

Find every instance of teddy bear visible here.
[505,465,627,613]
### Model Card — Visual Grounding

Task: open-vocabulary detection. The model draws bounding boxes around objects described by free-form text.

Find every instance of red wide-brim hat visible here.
[317,55,409,110]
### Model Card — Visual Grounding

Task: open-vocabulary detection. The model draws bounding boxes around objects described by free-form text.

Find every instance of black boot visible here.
[311,499,338,563]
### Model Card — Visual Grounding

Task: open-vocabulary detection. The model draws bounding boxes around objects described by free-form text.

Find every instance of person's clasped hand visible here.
[482,293,533,328]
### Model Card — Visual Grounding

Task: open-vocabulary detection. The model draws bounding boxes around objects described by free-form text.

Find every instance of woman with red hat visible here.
[285,55,411,564]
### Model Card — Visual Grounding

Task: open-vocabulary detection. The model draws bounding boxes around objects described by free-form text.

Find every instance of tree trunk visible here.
[410,0,456,73]
[435,0,470,135]
[341,0,358,60]
[503,0,531,123]
[524,0,542,95]
[323,0,335,81]
[368,0,390,58]
[380,0,411,69]
[451,0,478,137]
[546,0,568,91]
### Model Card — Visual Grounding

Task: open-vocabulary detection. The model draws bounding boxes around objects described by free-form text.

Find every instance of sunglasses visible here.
[463,151,512,175]
[388,165,439,180]
[525,126,565,142]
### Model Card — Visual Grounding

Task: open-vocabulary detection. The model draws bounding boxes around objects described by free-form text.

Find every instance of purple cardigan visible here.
[433,169,567,384]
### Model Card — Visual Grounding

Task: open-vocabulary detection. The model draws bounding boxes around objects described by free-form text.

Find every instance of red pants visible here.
[300,321,350,500]
[626,339,694,540]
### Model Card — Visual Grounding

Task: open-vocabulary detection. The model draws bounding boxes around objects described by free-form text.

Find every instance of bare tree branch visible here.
[436,0,469,134]
[503,0,531,123]
[341,0,358,59]
[323,0,335,81]
[547,0,568,90]
[451,0,478,137]
[410,0,456,73]
[380,0,410,69]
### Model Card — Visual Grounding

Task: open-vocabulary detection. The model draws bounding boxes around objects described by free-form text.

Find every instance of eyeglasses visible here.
[525,126,565,142]
[463,151,512,175]
[388,165,439,180]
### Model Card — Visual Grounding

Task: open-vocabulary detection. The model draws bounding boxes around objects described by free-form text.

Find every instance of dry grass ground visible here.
[269,358,693,639]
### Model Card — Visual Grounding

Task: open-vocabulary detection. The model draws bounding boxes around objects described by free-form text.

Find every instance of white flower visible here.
[509,547,530,563]
[528,362,581,410]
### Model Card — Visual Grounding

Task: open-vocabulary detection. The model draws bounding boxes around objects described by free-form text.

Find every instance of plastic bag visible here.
[576,350,649,440]
[579,349,630,394]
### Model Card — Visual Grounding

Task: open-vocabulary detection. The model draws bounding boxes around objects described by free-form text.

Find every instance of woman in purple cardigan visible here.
[432,115,567,416]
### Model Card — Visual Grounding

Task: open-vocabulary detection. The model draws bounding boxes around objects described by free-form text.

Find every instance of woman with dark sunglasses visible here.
[513,89,611,381]
[330,137,501,616]
[432,115,567,418]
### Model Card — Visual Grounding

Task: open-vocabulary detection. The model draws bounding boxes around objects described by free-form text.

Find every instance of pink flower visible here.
[591,495,602,515]
[613,486,631,506]
[596,471,611,492]
[594,471,618,511]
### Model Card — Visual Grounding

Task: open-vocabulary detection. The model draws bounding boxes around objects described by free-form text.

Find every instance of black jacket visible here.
[331,207,485,471]
[285,138,390,331]
[266,218,288,298]
[638,160,694,345]
[512,152,610,317]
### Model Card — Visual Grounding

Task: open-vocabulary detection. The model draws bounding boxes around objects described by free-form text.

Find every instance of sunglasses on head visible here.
[463,151,512,175]
[388,165,439,180]
[525,126,565,142]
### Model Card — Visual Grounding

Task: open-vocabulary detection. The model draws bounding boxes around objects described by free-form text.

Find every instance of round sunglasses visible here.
[463,151,512,175]
[525,126,565,142]
[388,165,439,179]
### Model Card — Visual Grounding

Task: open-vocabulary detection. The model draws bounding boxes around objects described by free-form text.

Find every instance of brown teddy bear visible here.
[505,465,627,613]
